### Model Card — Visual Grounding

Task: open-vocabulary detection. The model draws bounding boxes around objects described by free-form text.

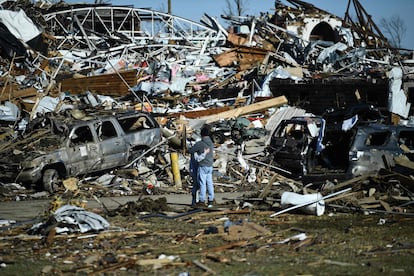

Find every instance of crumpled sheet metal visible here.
[52,205,110,233]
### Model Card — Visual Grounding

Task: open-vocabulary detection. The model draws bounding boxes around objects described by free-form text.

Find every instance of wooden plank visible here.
[136,258,173,266]
[163,106,231,119]
[259,174,279,199]
[357,196,378,205]
[202,96,288,123]
[394,155,414,170]
[227,33,249,46]
[322,174,375,193]
[60,70,137,96]
[360,204,381,209]
[0,87,38,101]
[192,260,216,275]
[213,46,268,69]
[379,200,392,212]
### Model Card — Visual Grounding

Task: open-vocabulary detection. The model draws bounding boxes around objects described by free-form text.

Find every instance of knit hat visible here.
[200,125,210,136]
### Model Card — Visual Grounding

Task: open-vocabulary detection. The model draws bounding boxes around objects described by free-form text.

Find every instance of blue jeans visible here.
[190,156,199,205]
[198,166,214,202]
[191,170,199,205]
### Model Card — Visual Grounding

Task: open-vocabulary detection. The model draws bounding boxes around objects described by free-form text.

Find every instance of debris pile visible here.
[1,183,414,275]
[0,0,412,202]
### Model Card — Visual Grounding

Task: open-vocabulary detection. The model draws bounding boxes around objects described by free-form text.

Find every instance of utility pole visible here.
[168,0,171,14]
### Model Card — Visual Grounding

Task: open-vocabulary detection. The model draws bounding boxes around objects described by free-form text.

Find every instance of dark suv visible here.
[347,124,414,176]
[266,115,414,180]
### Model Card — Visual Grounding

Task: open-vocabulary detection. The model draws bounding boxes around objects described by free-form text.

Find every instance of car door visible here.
[348,126,394,176]
[95,119,128,170]
[67,124,102,175]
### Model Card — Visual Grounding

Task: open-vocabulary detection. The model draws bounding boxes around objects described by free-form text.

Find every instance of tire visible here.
[211,132,225,144]
[128,148,146,163]
[43,169,60,193]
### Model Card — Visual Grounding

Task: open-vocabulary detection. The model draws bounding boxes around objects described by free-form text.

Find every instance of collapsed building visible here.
[0,0,413,189]
[264,0,413,118]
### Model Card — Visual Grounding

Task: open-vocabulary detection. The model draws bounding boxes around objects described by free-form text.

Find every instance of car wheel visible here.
[211,132,225,144]
[128,148,146,163]
[43,169,60,193]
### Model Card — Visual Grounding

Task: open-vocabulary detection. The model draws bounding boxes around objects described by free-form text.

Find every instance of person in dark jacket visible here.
[188,125,215,207]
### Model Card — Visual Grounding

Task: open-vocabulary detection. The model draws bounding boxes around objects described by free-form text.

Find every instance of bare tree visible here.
[94,0,111,4]
[223,0,249,17]
[95,0,111,5]
[380,15,407,48]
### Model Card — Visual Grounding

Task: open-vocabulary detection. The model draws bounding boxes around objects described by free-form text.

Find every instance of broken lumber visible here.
[202,96,288,123]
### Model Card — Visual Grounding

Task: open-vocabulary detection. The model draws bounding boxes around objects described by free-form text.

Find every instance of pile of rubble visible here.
[0,0,413,201]
[2,0,414,274]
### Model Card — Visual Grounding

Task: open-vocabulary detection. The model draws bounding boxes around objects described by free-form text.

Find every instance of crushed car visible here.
[265,113,414,182]
[266,116,326,176]
[346,123,414,176]
[0,110,162,192]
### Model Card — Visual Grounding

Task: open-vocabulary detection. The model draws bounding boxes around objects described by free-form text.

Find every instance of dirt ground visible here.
[1,193,414,276]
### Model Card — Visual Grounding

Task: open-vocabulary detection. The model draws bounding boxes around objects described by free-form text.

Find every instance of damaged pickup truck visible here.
[0,110,162,192]
[266,115,414,182]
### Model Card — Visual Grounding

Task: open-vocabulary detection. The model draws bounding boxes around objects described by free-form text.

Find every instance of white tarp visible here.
[388,67,411,118]
[0,9,41,42]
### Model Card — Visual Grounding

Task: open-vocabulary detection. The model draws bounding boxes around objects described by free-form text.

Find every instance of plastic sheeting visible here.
[53,205,110,233]
[388,67,411,118]
[0,9,41,42]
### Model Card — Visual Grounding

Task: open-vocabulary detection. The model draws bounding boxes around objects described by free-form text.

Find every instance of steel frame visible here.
[42,6,226,52]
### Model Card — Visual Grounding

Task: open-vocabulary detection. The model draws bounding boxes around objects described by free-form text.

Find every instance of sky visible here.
[72,0,414,49]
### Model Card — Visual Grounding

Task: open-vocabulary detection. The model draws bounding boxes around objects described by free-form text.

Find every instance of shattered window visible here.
[398,130,414,150]
[118,115,155,133]
[70,126,94,145]
[285,124,305,140]
[97,121,118,140]
[365,131,390,146]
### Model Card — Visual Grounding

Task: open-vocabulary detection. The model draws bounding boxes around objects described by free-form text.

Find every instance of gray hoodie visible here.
[189,136,214,167]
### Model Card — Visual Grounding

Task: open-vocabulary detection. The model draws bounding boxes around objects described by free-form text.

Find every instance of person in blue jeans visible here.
[189,148,209,206]
[189,125,215,207]
[189,153,200,206]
